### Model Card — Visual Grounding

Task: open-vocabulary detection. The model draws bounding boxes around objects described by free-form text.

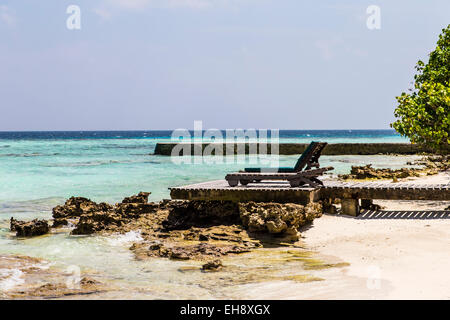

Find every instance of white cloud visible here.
[93,8,113,20]
[93,0,258,20]
[93,0,213,19]
[0,5,16,27]
[106,0,152,10]
[167,0,212,9]
[99,0,256,11]
[102,0,212,10]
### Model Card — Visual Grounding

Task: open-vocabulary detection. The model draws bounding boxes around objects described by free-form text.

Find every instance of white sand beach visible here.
[232,172,450,300]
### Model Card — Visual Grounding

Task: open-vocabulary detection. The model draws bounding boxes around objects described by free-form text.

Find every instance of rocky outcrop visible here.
[340,156,449,180]
[48,193,324,261]
[114,201,159,219]
[52,193,159,235]
[52,197,113,227]
[10,218,49,237]
[162,200,241,230]
[238,202,322,241]
[121,192,150,204]
[131,241,251,261]
[340,164,421,180]
[409,156,450,173]
[71,211,124,235]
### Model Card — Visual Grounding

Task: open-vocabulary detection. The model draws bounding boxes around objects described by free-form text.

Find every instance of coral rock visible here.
[238,202,322,240]
[339,156,449,180]
[162,200,240,230]
[52,197,113,220]
[10,218,49,237]
[121,192,151,204]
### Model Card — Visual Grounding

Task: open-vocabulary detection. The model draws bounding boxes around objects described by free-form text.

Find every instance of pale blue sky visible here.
[0,0,449,130]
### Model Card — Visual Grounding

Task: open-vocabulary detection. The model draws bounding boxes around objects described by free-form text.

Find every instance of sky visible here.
[0,0,449,131]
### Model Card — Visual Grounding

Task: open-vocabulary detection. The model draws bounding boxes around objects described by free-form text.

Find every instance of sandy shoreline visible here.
[232,171,449,299]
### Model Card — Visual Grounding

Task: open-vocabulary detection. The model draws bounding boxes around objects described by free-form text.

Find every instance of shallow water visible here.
[0,131,419,298]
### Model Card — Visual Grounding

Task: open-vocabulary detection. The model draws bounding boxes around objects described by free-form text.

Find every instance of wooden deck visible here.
[170,180,321,204]
[321,180,450,201]
[169,179,450,216]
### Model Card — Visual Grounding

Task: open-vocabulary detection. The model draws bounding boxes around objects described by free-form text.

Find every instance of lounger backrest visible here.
[293,142,327,172]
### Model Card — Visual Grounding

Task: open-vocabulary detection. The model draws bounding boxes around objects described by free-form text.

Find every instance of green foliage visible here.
[391,25,450,152]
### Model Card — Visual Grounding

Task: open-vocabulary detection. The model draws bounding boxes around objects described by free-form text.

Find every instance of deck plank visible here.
[170,179,450,202]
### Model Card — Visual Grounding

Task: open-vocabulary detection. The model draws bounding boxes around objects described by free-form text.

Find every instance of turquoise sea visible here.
[0,130,420,298]
[0,130,409,204]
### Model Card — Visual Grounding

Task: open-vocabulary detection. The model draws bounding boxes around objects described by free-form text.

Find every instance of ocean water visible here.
[0,130,409,203]
[0,130,418,298]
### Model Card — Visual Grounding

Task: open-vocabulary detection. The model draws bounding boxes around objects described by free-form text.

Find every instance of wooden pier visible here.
[170,180,450,216]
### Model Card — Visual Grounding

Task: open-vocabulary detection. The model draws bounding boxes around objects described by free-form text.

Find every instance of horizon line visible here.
[0,128,397,133]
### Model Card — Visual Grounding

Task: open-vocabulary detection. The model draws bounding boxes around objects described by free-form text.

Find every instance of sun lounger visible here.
[243,141,328,173]
[225,141,333,187]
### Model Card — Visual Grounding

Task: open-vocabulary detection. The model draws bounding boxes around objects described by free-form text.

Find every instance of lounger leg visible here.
[227,179,238,187]
[361,199,373,209]
[323,198,338,214]
[240,180,249,186]
[289,180,301,187]
[299,177,321,188]
[310,177,324,186]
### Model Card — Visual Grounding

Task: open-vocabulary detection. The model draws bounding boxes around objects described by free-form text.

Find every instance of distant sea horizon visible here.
[0,129,407,142]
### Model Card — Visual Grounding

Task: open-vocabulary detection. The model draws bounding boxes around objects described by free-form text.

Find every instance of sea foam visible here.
[107,231,143,246]
[0,269,24,291]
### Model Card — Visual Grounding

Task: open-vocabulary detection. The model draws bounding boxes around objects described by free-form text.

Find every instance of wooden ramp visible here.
[169,179,450,216]
[320,181,450,201]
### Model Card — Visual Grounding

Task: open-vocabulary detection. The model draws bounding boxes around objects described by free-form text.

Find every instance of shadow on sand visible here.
[357,209,450,220]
